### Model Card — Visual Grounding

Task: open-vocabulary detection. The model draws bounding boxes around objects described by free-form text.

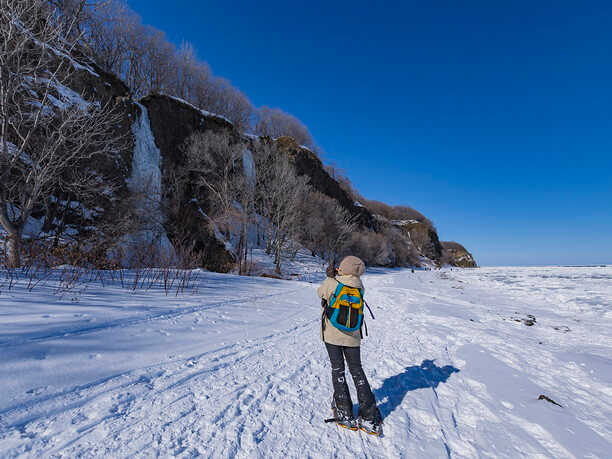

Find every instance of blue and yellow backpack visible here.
[324,279,365,333]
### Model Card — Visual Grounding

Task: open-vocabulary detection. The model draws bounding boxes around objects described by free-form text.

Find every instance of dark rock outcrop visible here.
[440,241,477,268]
[30,54,137,245]
[538,395,562,407]
[141,94,235,165]
[65,57,136,187]
[141,94,236,272]
[393,220,443,263]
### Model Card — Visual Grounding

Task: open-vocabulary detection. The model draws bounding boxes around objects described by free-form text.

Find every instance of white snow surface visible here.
[20,18,99,77]
[45,44,99,77]
[162,95,233,124]
[41,79,92,111]
[0,266,610,457]
[247,247,327,283]
[392,219,421,226]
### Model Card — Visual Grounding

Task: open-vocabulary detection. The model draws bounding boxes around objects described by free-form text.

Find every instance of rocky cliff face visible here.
[30,50,476,270]
[140,94,235,164]
[19,49,236,271]
[393,220,443,263]
[441,241,477,268]
[140,94,237,272]
[139,97,378,270]
[25,55,138,256]
[65,58,137,182]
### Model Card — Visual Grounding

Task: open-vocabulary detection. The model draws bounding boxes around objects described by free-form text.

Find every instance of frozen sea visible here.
[0,265,610,457]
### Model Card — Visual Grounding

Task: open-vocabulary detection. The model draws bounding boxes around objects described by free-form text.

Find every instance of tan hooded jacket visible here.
[317,274,364,347]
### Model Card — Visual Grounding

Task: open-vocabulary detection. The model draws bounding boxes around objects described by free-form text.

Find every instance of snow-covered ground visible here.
[0,266,610,457]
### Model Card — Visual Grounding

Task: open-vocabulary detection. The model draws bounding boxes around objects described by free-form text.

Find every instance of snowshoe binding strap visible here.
[325,417,357,430]
[358,417,383,436]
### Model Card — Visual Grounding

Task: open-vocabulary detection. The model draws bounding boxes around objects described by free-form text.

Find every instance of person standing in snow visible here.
[318,255,382,434]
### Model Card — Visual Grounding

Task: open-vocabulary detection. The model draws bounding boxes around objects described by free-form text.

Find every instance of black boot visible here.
[331,400,357,430]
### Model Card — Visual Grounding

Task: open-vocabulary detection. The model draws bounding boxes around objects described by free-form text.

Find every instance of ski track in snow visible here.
[0,267,610,457]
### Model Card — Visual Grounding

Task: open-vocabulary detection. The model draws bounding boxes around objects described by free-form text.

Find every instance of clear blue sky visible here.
[128,0,611,266]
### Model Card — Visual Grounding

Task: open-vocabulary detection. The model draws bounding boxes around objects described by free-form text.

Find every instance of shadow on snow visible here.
[374,359,460,419]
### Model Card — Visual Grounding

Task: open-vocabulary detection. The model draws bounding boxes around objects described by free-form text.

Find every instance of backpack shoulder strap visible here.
[359,317,368,339]
[329,279,344,305]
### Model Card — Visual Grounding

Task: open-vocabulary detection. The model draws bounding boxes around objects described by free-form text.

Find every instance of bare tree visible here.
[180,130,257,274]
[255,106,314,149]
[181,131,241,229]
[170,41,201,101]
[0,0,125,267]
[83,0,256,131]
[188,60,215,111]
[362,198,435,230]
[379,223,420,266]
[87,3,186,99]
[47,0,111,39]
[205,77,254,133]
[85,0,135,77]
[299,191,358,263]
[253,139,310,274]
[139,28,176,95]
[347,230,394,267]
[392,205,436,230]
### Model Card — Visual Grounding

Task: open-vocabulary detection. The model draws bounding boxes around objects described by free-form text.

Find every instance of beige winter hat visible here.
[338,255,366,277]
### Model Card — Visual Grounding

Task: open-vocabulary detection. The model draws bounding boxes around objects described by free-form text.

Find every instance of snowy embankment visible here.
[0,266,610,457]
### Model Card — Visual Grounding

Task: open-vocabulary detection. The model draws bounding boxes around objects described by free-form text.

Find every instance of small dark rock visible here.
[538,395,562,407]
[511,315,537,326]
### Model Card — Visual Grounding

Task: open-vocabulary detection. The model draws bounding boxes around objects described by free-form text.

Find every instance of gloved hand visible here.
[321,298,327,308]
[326,263,337,278]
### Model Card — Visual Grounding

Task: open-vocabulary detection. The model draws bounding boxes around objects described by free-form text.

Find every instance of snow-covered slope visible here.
[0,266,610,457]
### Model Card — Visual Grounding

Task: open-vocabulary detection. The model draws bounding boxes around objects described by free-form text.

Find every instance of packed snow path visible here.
[0,267,610,457]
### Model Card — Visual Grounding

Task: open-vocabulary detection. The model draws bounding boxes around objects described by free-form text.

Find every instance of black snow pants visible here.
[325,343,381,422]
